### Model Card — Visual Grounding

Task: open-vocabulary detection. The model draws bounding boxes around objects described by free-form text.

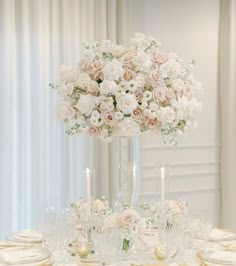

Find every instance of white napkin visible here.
[207,249,236,264]
[0,241,32,249]
[209,228,235,241]
[16,230,42,240]
[0,248,42,263]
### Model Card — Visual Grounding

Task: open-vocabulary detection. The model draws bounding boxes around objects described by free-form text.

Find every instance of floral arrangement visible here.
[141,200,188,227]
[51,32,203,143]
[71,197,111,222]
[103,208,140,231]
[103,208,140,252]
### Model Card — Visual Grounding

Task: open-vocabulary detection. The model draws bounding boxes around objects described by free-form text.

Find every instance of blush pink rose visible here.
[88,126,100,137]
[123,69,137,81]
[152,52,168,64]
[120,50,137,66]
[81,59,105,77]
[133,107,143,117]
[87,80,99,95]
[152,87,166,102]
[103,112,117,126]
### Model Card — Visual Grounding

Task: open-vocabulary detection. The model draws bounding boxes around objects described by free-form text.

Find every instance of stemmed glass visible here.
[199,219,213,249]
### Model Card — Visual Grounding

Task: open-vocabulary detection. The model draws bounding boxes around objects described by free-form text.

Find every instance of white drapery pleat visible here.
[0,0,121,238]
[219,0,236,230]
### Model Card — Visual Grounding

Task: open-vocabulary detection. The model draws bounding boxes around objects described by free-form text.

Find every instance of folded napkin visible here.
[206,249,236,264]
[0,248,43,263]
[209,228,235,242]
[0,241,32,249]
[16,230,43,240]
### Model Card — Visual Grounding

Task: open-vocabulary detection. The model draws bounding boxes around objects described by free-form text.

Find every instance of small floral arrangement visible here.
[103,208,140,252]
[71,197,111,222]
[51,32,203,144]
[141,200,188,227]
[160,200,188,226]
[103,208,140,231]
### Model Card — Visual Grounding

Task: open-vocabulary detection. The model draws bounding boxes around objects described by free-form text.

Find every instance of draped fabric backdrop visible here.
[0,0,126,238]
[219,0,236,230]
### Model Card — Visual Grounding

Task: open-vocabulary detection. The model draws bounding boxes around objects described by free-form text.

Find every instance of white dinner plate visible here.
[197,248,236,265]
[0,247,51,265]
[6,230,43,244]
[196,228,236,242]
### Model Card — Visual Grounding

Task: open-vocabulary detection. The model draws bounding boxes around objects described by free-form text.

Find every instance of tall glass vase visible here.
[113,137,141,209]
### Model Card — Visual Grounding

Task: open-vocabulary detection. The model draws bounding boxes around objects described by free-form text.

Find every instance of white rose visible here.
[119,118,140,136]
[117,94,138,114]
[76,94,96,116]
[135,74,146,88]
[149,102,159,111]
[101,40,112,52]
[144,109,156,119]
[111,44,125,57]
[140,102,148,110]
[172,79,185,91]
[57,101,75,121]
[159,59,181,79]
[159,106,176,124]
[99,80,117,95]
[92,199,106,212]
[60,64,78,83]
[82,49,95,61]
[57,82,74,97]
[118,209,140,229]
[132,52,151,69]
[100,100,115,112]
[76,73,91,89]
[102,59,124,81]
[129,32,146,46]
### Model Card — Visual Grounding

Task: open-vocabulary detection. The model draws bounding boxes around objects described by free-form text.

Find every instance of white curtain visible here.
[0,0,122,238]
[219,0,236,230]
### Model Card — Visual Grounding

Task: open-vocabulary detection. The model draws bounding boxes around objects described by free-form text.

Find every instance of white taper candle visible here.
[86,168,91,217]
[160,166,165,210]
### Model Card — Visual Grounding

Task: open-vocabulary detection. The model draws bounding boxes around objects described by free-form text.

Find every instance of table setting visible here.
[1,206,236,265]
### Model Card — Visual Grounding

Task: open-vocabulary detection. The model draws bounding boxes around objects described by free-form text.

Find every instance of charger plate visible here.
[0,247,51,265]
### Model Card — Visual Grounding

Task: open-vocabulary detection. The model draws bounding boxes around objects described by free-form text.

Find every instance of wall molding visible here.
[141,144,221,151]
[142,160,220,169]
[140,187,220,197]
[143,171,219,179]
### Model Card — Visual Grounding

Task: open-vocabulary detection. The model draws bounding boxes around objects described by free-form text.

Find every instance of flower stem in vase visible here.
[122,238,130,253]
